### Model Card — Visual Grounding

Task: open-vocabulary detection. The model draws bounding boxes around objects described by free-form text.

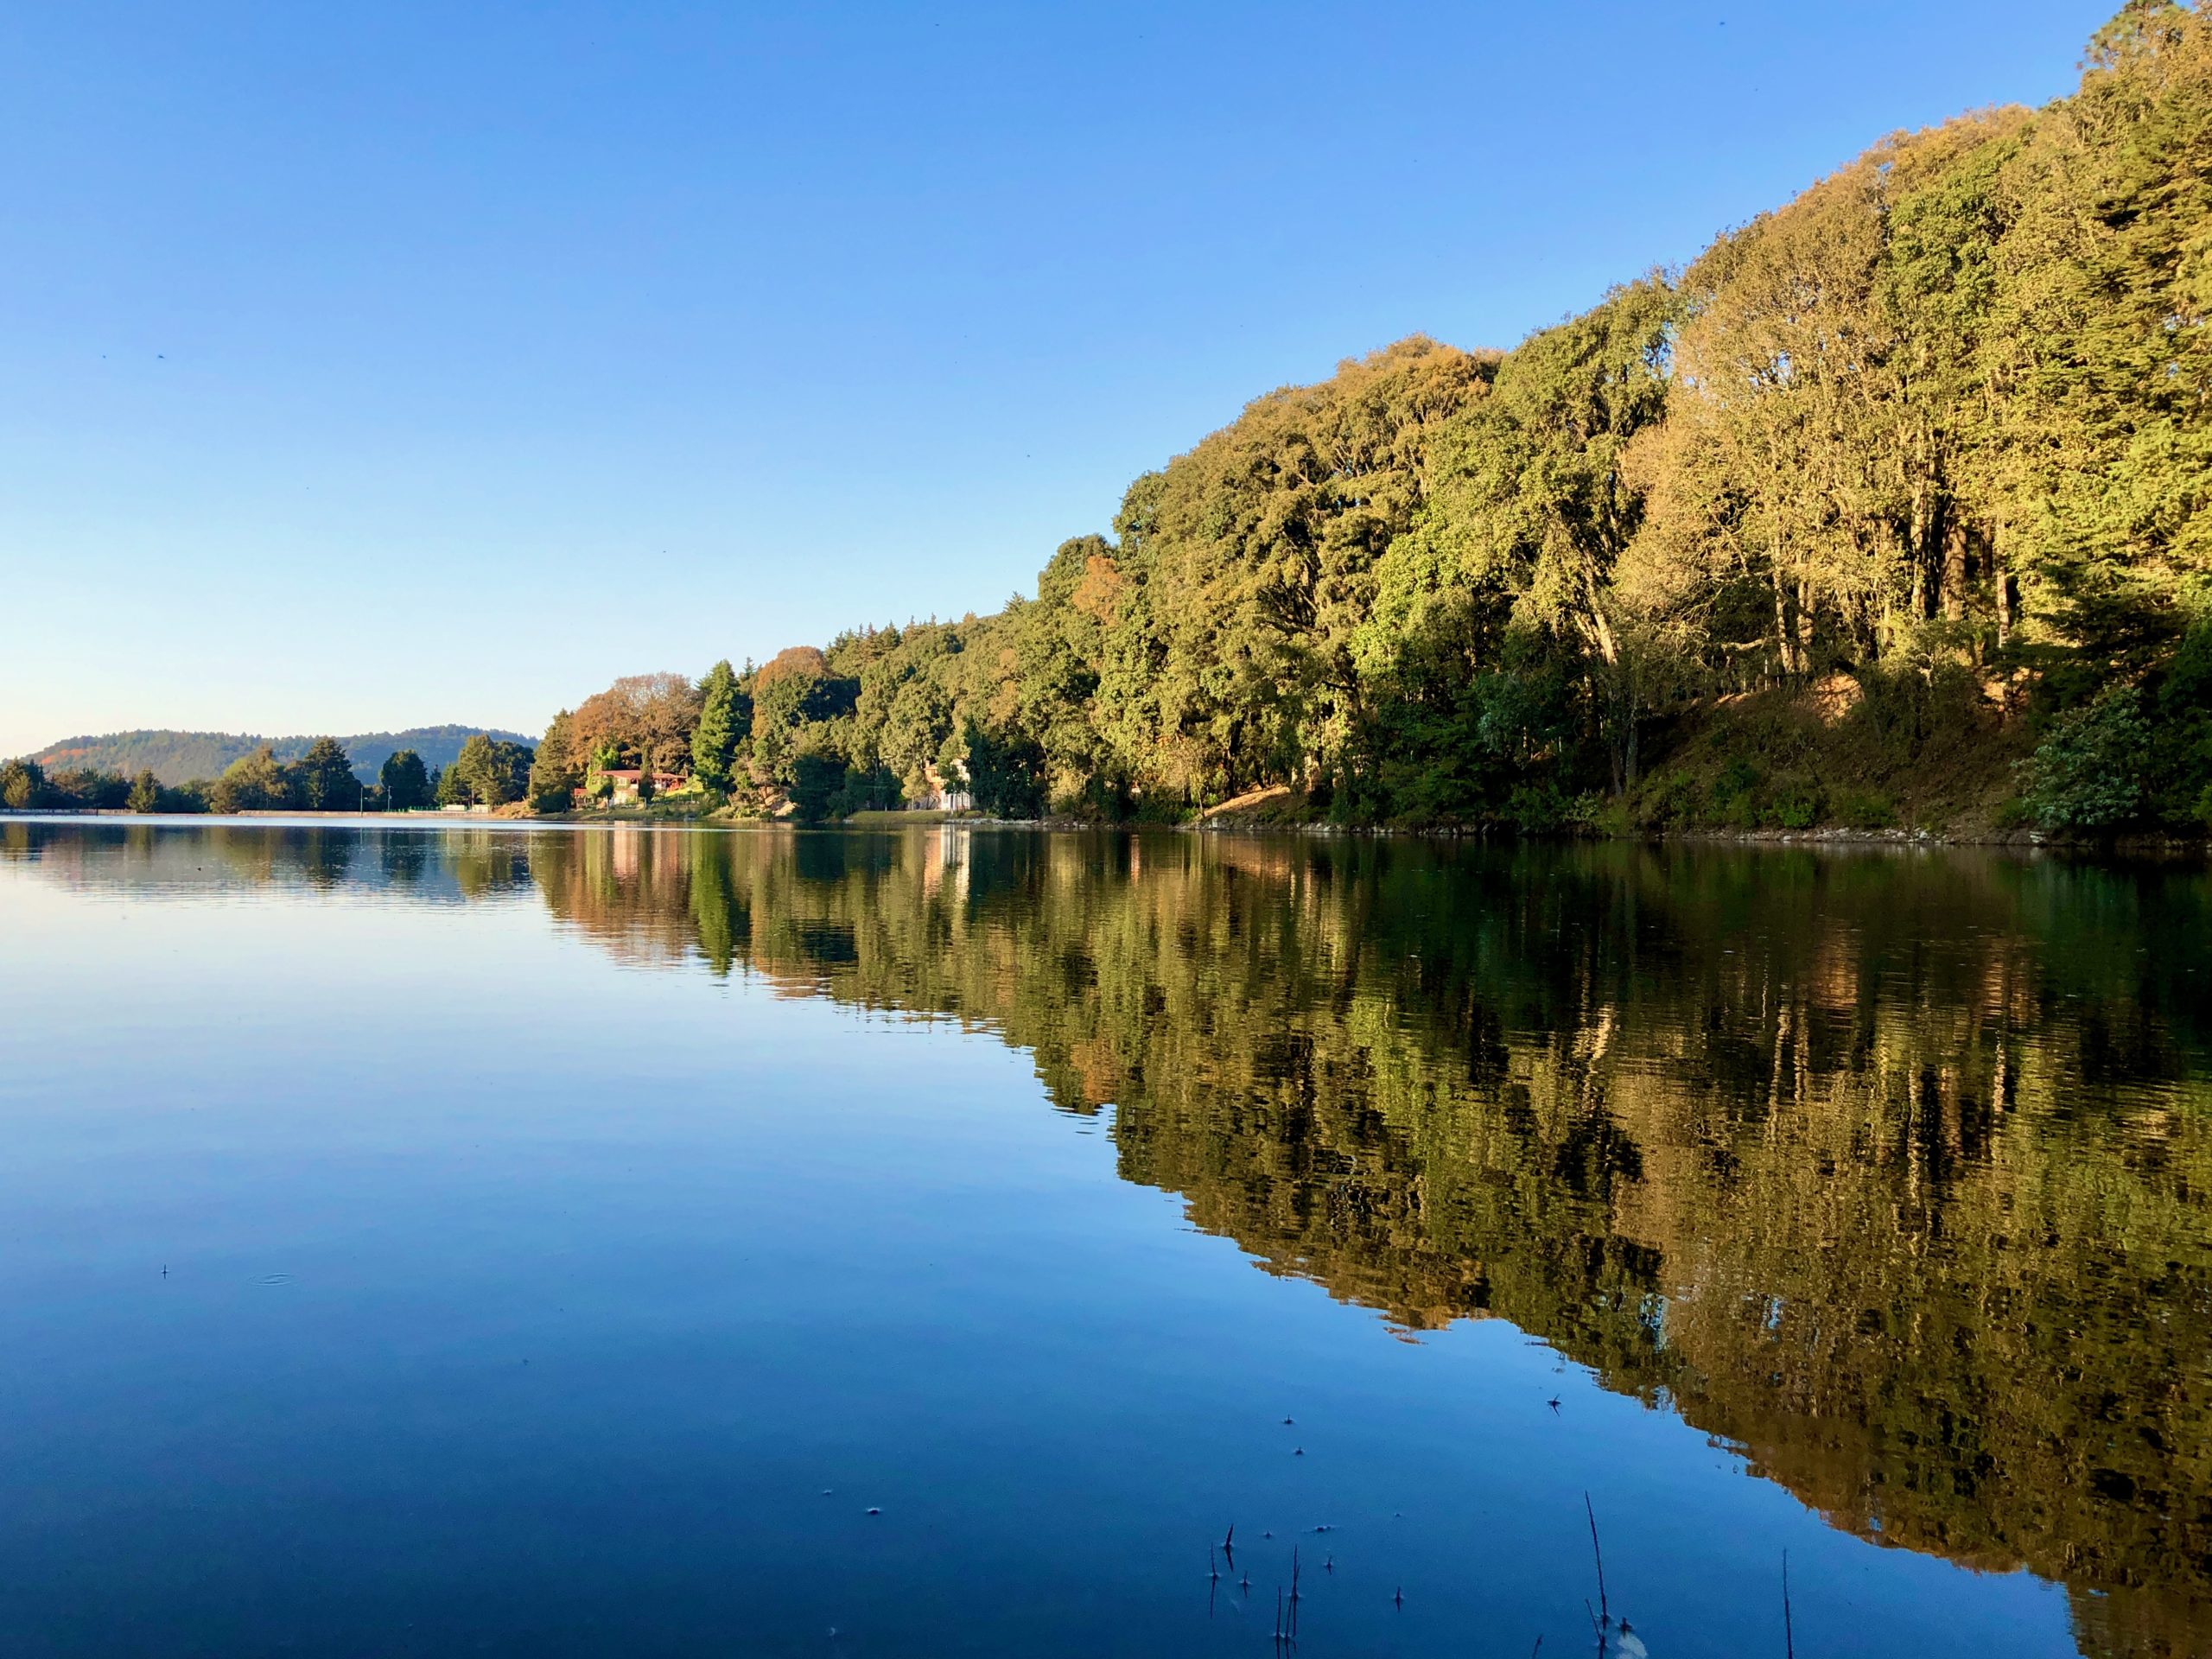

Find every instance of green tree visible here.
[963,717,1046,818]
[295,737,359,810]
[211,746,296,813]
[1,758,47,810]
[528,714,581,811]
[127,769,160,812]
[382,748,431,810]
[450,734,531,807]
[691,659,748,793]
[514,4,2212,837]
[788,749,845,821]
[2019,685,2154,830]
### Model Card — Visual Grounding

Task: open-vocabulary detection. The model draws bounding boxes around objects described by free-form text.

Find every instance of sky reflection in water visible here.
[0,821,2206,1658]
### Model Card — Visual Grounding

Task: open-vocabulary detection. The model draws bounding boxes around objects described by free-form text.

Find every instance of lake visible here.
[0,820,2206,1657]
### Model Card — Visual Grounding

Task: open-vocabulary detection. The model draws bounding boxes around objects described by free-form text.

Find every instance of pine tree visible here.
[691,659,745,793]
[381,749,430,810]
[529,712,580,811]
[295,738,359,810]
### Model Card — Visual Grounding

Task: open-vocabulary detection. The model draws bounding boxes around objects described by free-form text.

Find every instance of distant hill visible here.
[29,726,535,785]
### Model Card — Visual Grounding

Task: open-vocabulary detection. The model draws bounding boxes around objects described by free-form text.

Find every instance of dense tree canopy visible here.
[526,715,579,811]
[21,8,2202,831]
[448,734,532,807]
[461,6,2201,833]
[209,746,296,813]
[381,748,431,810]
[690,660,747,794]
[293,738,359,810]
[567,672,701,776]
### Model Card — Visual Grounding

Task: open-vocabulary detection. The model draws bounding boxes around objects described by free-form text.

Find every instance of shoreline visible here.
[8,805,2205,860]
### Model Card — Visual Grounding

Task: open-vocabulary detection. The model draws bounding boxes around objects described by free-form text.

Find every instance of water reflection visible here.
[6,819,2209,1656]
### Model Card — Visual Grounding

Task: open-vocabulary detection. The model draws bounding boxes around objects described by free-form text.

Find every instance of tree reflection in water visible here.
[9,820,2209,1656]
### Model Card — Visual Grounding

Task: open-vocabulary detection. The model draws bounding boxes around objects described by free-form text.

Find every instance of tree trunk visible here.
[1605,662,1638,799]
[1910,479,1930,620]
[1771,529,1797,677]
[1993,518,2015,648]
[1942,512,1968,624]
[1624,673,1640,794]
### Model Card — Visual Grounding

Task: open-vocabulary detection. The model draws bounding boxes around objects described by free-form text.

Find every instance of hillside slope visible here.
[31,726,533,785]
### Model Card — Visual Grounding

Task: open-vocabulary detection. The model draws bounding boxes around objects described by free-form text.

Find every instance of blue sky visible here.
[0,1,2113,756]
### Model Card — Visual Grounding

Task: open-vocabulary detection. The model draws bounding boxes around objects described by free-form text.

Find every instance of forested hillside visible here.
[30,727,532,788]
[524,3,2212,836]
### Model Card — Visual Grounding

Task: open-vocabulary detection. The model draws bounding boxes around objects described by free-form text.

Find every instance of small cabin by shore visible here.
[578,768,686,806]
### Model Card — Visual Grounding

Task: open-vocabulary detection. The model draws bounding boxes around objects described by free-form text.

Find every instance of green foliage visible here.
[751,647,857,788]
[2,758,47,809]
[127,770,159,813]
[2149,615,2212,824]
[690,660,747,794]
[448,734,533,807]
[526,715,579,812]
[787,751,846,822]
[2019,686,2154,830]
[294,737,360,810]
[963,718,1046,818]
[382,748,431,810]
[25,728,531,787]
[211,746,296,812]
[1832,786,1899,830]
[528,5,2212,839]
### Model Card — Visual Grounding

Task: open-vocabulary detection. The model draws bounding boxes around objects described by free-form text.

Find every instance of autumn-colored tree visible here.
[568,673,701,777]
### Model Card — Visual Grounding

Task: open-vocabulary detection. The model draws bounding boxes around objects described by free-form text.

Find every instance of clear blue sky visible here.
[0,1,2114,756]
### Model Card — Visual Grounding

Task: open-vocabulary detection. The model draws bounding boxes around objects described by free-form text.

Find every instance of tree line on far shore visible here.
[0,734,534,816]
[14,5,2212,837]
[527,4,2212,837]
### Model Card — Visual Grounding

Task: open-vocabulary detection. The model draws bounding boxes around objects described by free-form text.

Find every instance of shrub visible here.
[1631,769,1699,830]
[1769,782,1821,830]
[1832,787,1897,830]
[2017,686,2152,832]
[1854,645,1979,762]
[1711,756,1763,828]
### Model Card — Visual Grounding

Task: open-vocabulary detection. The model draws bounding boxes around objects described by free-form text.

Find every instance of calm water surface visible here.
[1,821,2207,1658]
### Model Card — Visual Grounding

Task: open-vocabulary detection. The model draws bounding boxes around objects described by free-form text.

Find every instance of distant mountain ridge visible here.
[29,726,535,785]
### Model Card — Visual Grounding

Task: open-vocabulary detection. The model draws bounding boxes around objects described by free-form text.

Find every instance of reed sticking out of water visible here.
[1585,1491,1611,1655]
[1783,1550,1796,1659]
[1585,1493,1608,1627]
